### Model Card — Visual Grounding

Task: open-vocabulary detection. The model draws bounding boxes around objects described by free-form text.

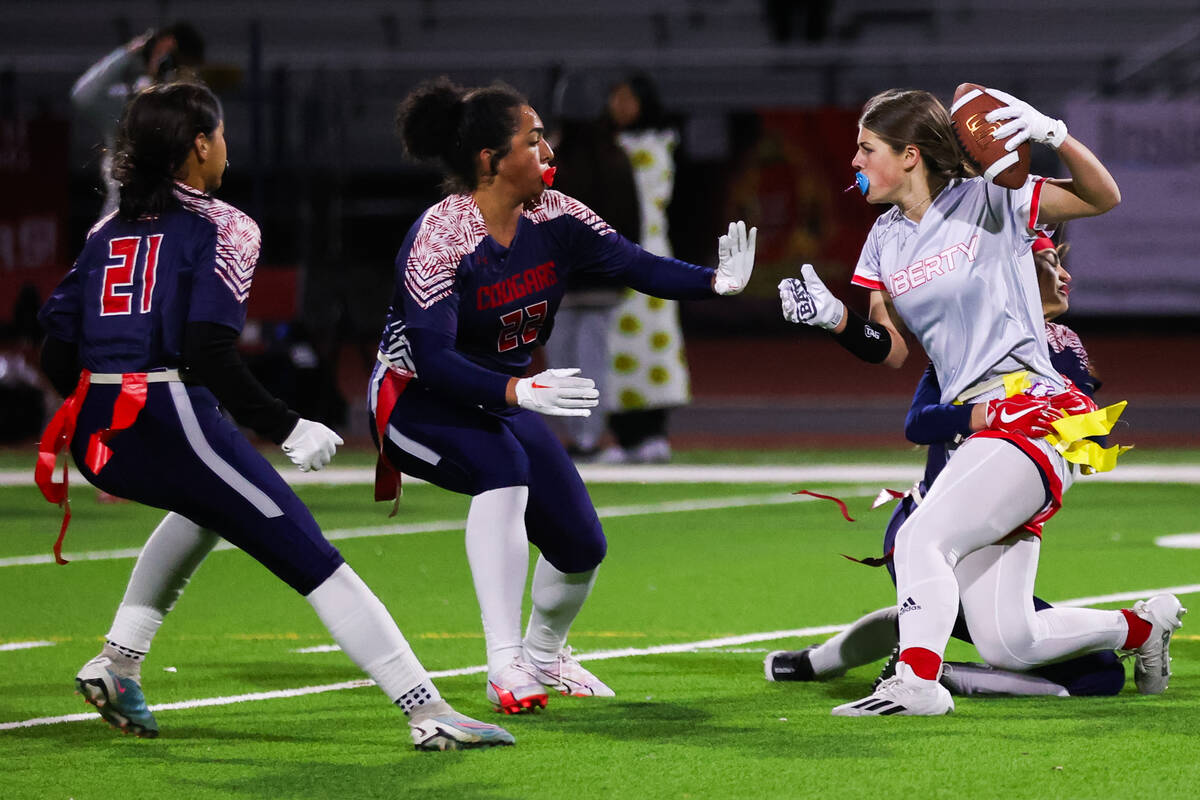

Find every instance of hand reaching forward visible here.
[515,368,599,417]
[778,264,845,330]
[712,220,758,296]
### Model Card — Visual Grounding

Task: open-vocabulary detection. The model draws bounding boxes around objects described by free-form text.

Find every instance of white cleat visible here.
[486,659,549,714]
[1129,594,1187,695]
[831,661,954,717]
[527,647,615,697]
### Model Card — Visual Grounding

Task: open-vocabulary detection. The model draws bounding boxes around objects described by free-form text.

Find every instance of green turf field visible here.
[2,452,1199,799]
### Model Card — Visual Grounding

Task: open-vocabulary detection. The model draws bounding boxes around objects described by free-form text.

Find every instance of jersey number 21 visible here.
[101,234,163,316]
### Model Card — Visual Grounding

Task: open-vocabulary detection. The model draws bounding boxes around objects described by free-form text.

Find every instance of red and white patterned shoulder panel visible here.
[523,190,614,237]
[1045,321,1090,368]
[406,194,489,310]
[175,183,261,304]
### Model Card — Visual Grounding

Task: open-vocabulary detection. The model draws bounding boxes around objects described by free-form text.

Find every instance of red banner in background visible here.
[725,108,881,298]
[0,117,70,326]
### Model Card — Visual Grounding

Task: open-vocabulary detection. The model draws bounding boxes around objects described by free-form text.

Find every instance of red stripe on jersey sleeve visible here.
[850,275,885,291]
[1028,177,1049,230]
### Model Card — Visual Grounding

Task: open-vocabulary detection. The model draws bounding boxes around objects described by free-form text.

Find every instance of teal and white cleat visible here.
[74,656,159,738]
[410,710,515,751]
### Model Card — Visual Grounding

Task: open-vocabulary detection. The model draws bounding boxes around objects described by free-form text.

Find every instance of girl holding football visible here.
[779,87,1184,715]
[768,235,1128,700]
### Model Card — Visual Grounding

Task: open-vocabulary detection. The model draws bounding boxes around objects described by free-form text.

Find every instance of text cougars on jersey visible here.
[890,234,979,297]
[476,261,559,310]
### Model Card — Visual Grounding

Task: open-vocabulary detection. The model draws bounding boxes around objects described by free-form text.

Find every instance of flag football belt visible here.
[35,369,183,564]
[373,351,415,515]
[955,370,1130,474]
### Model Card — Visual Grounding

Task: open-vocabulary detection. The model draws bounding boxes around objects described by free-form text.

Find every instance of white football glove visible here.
[281,418,344,472]
[984,88,1068,150]
[515,368,599,417]
[778,264,846,330]
[712,220,758,296]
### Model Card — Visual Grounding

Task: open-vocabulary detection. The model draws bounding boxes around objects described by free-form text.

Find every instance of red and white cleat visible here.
[486,659,549,714]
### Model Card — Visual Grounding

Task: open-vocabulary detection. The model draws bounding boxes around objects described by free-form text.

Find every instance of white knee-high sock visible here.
[306,563,440,714]
[106,512,220,653]
[523,556,597,664]
[808,606,899,677]
[464,486,531,674]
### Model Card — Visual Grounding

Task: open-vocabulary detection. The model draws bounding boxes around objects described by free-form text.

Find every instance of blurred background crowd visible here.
[1,0,1197,453]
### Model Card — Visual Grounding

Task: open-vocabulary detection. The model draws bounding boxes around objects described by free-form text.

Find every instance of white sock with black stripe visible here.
[105,512,219,668]
[306,563,441,715]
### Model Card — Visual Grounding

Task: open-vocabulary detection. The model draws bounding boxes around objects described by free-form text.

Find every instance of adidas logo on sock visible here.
[899,596,922,615]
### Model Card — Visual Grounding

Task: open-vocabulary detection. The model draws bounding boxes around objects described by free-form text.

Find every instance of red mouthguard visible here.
[541,166,557,187]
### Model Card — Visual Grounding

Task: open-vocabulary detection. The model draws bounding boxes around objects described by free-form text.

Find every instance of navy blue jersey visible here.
[39,182,260,372]
[377,190,713,408]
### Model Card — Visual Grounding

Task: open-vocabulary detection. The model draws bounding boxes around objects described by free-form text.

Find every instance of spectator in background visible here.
[602,74,691,464]
[544,78,642,459]
[70,23,206,219]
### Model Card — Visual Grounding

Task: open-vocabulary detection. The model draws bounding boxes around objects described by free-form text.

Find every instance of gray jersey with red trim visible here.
[851,175,1063,404]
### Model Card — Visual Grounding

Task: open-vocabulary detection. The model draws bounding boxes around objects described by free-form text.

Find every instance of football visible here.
[950,83,1031,189]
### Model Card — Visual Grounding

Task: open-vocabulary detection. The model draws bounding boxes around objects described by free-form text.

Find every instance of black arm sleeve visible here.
[40,336,82,398]
[183,321,299,444]
[831,307,893,364]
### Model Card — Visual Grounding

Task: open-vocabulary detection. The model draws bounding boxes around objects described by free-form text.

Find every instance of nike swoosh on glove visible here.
[282,418,344,471]
[515,368,599,417]
[983,395,1061,438]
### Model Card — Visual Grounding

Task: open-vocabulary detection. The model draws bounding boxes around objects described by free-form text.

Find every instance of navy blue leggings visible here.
[72,381,344,595]
[369,369,605,573]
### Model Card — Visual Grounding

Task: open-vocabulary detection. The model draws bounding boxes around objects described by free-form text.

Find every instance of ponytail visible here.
[112,81,222,219]
[396,76,527,194]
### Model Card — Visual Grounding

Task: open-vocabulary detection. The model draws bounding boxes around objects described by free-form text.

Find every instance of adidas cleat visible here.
[527,647,614,697]
[75,656,158,738]
[411,712,515,751]
[764,647,817,682]
[1129,594,1187,695]
[831,661,954,717]
[486,660,549,714]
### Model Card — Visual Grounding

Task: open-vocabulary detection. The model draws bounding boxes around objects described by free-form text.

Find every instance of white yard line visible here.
[0,489,874,568]
[0,641,55,652]
[4,462,1199,488]
[6,583,1199,731]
